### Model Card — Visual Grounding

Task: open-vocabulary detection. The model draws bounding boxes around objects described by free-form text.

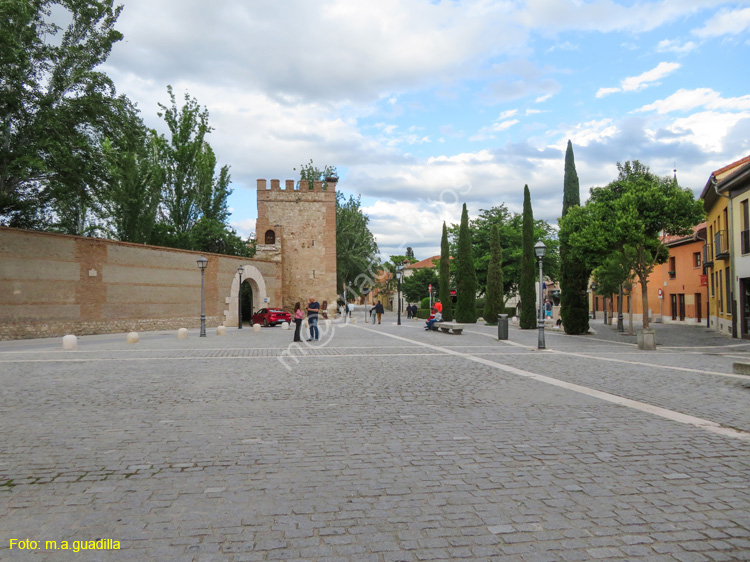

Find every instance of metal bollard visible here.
[497,314,509,340]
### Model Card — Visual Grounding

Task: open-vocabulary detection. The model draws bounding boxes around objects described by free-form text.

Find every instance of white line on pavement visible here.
[354,325,750,442]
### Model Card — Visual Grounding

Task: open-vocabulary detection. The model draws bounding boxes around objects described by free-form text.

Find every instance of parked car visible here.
[251,308,291,327]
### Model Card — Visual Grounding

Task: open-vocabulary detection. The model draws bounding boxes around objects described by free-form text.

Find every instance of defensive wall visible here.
[255,179,338,312]
[0,227,281,340]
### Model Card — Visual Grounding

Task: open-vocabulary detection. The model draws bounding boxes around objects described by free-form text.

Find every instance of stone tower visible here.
[255,179,337,313]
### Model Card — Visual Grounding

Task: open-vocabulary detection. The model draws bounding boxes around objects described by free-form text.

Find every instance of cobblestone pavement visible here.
[1,318,749,561]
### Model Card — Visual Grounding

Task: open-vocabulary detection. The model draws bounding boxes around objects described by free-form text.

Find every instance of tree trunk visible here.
[641,277,650,329]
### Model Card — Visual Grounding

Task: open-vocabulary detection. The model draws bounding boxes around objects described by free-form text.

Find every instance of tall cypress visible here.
[559,140,590,334]
[483,224,503,325]
[519,185,537,329]
[455,203,477,323]
[438,222,453,321]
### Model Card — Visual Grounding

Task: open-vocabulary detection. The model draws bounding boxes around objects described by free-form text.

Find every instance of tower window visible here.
[265,230,276,244]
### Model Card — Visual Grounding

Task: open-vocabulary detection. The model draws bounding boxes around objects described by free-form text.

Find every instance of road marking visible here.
[465,329,750,381]
[354,325,750,442]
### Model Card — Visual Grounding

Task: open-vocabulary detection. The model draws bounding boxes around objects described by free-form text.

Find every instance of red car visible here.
[251,308,291,327]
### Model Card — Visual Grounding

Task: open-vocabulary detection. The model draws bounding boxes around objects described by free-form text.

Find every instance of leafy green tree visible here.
[294,159,337,190]
[559,140,590,334]
[455,203,477,323]
[1,0,126,229]
[406,247,415,261]
[561,161,705,329]
[402,267,438,304]
[438,222,453,321]
[447,205,558,301]
[336,192,379,295]
[189,217,254,257]
[99,101,163,243]
[483,224,503,325]
[519,185,537,329]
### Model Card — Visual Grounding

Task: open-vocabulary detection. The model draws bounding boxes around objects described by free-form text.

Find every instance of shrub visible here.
[417,308,431,319]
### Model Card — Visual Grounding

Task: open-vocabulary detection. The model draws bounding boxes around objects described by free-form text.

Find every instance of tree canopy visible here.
[560,161,704,329]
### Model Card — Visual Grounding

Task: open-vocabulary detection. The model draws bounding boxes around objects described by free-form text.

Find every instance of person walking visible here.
[306,297,320,341]
[375,300,384,324]
[293,302,304,342]
[369,303,377,324]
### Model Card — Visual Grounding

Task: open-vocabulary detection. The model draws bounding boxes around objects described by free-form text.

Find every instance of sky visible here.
[99,0,750,260]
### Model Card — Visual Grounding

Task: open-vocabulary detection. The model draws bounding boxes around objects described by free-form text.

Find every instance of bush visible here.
[417,308,431,319]
[420,297,431,309]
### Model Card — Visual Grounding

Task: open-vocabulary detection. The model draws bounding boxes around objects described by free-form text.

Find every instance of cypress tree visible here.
[559,140,590,334]
[519,185,537,329]
[483,224,503,325]
[438,222,453,321]
[455,203,477,323]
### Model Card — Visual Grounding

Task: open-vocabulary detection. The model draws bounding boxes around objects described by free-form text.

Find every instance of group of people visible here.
[292,297,326,342]
[368,301,384,324]
[405,304,419,319]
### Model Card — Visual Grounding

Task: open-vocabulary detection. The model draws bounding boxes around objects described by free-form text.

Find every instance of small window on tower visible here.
[265,230,275,244]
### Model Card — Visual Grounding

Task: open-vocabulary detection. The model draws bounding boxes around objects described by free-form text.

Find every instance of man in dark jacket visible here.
[375,301,385,324]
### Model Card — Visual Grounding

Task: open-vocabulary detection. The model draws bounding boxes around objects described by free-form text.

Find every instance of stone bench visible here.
[432,322,465,335]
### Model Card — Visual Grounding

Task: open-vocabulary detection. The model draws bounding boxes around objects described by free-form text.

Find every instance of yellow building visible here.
[699,155,750,337]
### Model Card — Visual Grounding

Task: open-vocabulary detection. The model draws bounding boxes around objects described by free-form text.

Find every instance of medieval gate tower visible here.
[254,179,338,313]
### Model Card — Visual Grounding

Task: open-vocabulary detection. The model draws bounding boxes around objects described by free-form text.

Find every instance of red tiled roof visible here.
[713,154,750,179]
[404,255,441,269]
[661,222,706,246]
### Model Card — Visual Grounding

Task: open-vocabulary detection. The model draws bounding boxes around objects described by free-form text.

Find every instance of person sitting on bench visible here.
[425,308,442,331]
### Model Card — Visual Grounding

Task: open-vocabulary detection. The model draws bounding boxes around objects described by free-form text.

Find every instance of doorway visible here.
[742,279,750,339]
[241,281,253,325]
[678,294,686,321]
[695,293,702,323]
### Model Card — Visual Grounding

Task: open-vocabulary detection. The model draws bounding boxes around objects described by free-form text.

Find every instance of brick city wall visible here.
[0,227,281,340]
[255,179,338,312]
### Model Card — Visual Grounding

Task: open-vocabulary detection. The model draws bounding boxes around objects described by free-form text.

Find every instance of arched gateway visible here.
[224,264,268,327]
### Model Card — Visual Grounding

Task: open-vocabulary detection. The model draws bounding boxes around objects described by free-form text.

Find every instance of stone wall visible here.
[255,179,338,312]
[0,227,281,340]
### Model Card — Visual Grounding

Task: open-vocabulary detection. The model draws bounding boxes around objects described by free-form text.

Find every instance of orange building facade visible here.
[590,224,708,325]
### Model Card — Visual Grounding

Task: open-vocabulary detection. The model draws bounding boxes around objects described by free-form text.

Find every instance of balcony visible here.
[703,243,713,267]
[714,230,729,260]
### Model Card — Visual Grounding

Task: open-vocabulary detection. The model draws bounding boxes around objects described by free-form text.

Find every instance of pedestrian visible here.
[370,303,377,324]
[434,300,442,314]
[306,297,320,341]
[375,300,384,324]
[545,299,552,318]
[406,305,412,319]
[425,307,442,331]
[412,304,418,319]
[321,300,329,320]
[293,302,304,342]
[347,302,354,318]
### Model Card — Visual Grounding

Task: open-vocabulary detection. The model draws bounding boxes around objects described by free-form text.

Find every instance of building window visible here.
[719,269,724,313]
[668,256,676,279]
[265,230,276,244]
[711,272,715,297]
[693,252,701,268]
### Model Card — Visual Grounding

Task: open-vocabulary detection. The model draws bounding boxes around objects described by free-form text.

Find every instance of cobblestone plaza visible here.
[1,319,749,561]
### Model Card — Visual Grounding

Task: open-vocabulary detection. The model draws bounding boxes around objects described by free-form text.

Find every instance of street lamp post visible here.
[534,240,546,350]
[197,255,208,337]
[396,263,405,326]
[237,265,244,329]
[617,284,625,332]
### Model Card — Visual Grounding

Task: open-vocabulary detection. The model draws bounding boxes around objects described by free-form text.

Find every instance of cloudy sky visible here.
[101,0,750,260]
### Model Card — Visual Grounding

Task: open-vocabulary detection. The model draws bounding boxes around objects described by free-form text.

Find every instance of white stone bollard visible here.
[281,322,289,330]
[252,323,261,333]
[177,328,188,339]
[62,334,77,350]
[216,325,226,336]
[126,332,139,344]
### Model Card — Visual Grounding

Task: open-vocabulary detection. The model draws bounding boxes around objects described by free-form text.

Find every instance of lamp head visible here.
[197,256,208,270]
[534,240,546,259]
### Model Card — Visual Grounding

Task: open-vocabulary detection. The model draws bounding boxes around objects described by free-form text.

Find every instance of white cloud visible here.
[636,88,750,114]
[535,94,553,103]
[596,61,680,97]
[666,111,750,152]
[693,7,750,38]
[656,38,699,54]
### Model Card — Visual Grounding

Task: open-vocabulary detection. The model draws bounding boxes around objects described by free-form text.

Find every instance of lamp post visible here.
[197,255,208,337]
[237,265,244,329]
[617,283,625,332]
[534,240,546,350]
[396,263,405,326]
